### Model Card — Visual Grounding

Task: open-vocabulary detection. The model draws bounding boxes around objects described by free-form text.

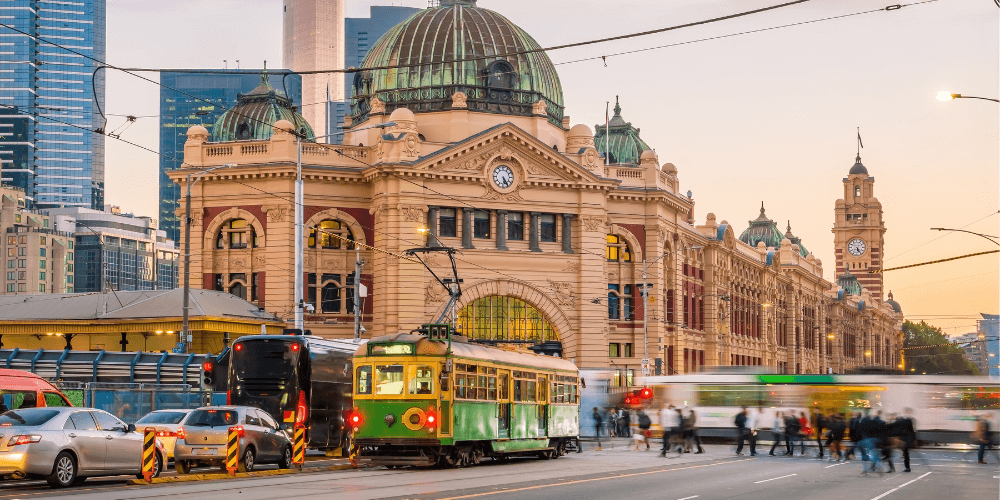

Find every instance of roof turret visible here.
[739,203,785,249]
[212,69,313,142]
[594,97,651,164]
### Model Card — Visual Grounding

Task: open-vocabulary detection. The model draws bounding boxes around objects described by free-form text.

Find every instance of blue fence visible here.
[54,382,223,424]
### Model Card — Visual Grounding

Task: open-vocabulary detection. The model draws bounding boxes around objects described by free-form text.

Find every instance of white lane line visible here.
[754,473,797,484]
[677,496,699,500]
[870,471,932,500]
[825,462,848,468]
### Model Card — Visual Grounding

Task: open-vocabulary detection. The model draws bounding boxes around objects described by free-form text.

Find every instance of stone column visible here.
[462,207,474,249]
[496,210,508,251]
[529,212,541,252]
[561,214,574,254]
[427,206,439,242]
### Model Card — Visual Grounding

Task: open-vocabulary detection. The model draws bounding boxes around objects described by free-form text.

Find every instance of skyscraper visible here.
[0,0,106,210]
[283,0,343,141]
[326,5,420,143]
[158,70,301,242]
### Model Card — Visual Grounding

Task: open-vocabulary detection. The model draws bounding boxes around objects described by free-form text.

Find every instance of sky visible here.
[102,0,998,336]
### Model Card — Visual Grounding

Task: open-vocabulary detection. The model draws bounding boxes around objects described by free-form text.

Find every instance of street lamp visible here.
[182,163,236,353]
[640,245,702,376]
[292,122,396,332]
[936,91,1000,103]
[930,227,999,246]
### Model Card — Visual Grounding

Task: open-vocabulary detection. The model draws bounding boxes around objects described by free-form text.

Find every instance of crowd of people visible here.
[591,404,997,472]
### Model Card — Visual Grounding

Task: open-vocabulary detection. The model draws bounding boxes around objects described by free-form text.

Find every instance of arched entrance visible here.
[456,296,562,356]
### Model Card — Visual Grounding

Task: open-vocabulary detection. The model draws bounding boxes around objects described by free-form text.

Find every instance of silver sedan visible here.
[173,406,292,473]
[0,407,164,488]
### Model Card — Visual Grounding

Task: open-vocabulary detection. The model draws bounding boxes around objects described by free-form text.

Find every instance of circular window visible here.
[236,122,251,140]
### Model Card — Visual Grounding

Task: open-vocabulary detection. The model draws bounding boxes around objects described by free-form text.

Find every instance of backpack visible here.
[639,413,652,429]
[735,412,747,429]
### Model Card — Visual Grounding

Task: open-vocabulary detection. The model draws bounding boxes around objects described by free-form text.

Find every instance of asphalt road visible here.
[0,444,995,499]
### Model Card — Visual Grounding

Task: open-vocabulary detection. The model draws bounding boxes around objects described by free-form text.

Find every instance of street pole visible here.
[642,259,649,376]
[182,173,193,353]
[295,137,304,332]
[354,246,362,339]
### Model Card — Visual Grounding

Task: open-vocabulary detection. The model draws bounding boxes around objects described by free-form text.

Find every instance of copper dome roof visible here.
[213,72,314,142]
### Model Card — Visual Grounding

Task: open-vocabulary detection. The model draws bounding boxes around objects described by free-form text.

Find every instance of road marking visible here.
[825,462,848,468]
[870,471,932,500]
[754,473,797,484]
[434,459,751,500]
[677,496,699,500]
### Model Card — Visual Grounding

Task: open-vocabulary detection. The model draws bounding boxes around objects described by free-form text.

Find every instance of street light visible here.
[182,163,236,353]
[292,122,396,332]
[936,91,999,103]
[640,245,702,376]
[930,227,999,246]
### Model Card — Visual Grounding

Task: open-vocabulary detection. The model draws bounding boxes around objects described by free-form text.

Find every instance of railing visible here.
[205,145,233,157]
[240,143,268,155]
[6,225,75,238]
[54,382,223,424]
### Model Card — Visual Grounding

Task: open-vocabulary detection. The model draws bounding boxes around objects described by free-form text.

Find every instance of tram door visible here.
[537,375,548,435]
[498,370,511,439]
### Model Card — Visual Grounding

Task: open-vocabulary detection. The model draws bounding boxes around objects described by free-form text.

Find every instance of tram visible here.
[639,372,1000,443]
[350,329,580,467]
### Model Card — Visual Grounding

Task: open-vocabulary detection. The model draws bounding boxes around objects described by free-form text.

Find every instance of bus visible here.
[0,368,73,410]
[226,335,366,453]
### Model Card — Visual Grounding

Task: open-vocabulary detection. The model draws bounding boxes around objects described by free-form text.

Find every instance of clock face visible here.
[492,165,514,189]
[848,238,866,256]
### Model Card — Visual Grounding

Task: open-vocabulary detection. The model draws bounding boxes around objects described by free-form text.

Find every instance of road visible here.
[0,444,995,499]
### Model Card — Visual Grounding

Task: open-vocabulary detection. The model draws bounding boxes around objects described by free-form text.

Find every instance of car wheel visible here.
[174,459,191,475]
[47,452,77,488]
[238,447,255,473]
[135,452,164,479]
[278,446,293,469]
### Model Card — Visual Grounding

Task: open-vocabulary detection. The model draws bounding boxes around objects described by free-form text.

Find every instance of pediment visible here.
[416,124,612,188]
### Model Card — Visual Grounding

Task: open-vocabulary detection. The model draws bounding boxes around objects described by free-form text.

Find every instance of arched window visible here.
[229,281,247,300]
[458,296,558,343]
[216,219,259,249]
[308,220,355,249]
[854,185,861,197]
[606,235,632,262]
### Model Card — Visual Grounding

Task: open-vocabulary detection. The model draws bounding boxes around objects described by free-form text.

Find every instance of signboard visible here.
[369,343,414,356]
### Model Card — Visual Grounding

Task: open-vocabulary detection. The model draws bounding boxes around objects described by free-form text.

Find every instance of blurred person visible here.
[621,408,632,437]
[685,407,704,454]
[660,404,679,457]
[734,406,750,456]
[784,410,801,456]
[635,409,652,451]
[748,407,766,456]
[873,411,894,473]
[973,414,992,464]
[607,407,618,437]
[858,411,882,475]
[828,413,846,461]
[845,412,862,460]
[812,409,826,458]
[769,410,787,456]
[888,410,916,472]
[592,407,604,451]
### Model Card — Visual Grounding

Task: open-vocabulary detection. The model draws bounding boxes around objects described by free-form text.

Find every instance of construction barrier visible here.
[226,426,239,476]
[293,425,305,470]
[142,427,156,483]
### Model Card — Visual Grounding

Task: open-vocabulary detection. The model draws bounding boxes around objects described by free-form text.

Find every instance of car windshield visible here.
[137,411,188,425]
[184,409,238,427]
[0,409,60,427]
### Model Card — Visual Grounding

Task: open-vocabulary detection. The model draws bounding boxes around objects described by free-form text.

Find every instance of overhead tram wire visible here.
[885,209,999,262]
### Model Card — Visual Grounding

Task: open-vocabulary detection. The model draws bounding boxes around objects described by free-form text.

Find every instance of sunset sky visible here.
[102,0,998,335]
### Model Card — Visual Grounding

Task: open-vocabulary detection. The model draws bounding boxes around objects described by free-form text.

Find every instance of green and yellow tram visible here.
[350,333,580,467]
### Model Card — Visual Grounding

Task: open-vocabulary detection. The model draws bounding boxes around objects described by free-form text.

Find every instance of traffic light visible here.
[425,323,451,341]
[201,360,216,390]
[639,387,653,400]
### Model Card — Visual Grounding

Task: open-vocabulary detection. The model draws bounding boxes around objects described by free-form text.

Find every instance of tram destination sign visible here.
[369,343,415,356]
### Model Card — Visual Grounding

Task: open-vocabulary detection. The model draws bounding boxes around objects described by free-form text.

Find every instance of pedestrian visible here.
[748,407,765,456]
[858,412,882,475]
[621,408,632,438]
[660,404,680,457]
[686,407,705,454]
[973,413,992,464]
[873,411,895,473]
[607,407,618,437]
[828,413,846,461]
[734,406,750,456]
[769,410,787,456]
[784,410,802,456]
[812,409,826,458]
[635,409,652,451]
[845,412,861,460]
[592,407,603,451]
[895,408,917,472]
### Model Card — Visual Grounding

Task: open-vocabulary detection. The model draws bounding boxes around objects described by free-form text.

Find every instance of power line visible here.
[884,210,1000,262]
[871,249,999,274]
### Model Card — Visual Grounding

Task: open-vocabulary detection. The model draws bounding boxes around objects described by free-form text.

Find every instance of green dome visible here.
[783,221,809,258]
[213,72,314,142]
[739,204,784,249]
[350,0,564,127]
[594,98,651,164]
[838,270,862,296]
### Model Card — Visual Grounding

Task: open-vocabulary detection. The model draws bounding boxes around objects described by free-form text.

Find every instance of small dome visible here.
[273,119,295,133]
[213,71,313,142]
[739,203,784,249]
[389,107,416,123]
[783,221,809,258]
[640,149,657,161]
[886,291,902,313]
[186,125,209,139]
[568,124,593,138]
[838,270,862,296]
[849,155,869,175]
[594,97,651,164]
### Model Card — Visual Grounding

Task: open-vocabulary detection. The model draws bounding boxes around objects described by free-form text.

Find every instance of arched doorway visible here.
[457,296,562,355]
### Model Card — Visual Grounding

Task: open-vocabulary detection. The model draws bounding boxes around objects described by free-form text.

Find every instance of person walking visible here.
[974,414,992,464]
[845,412,861,460]
[635,409,652,451]
[621,409,632,438]
[828,413,846,461]
[889,409,917,472]
[748,407,766,456]
[686,407,705,454]
[873,411,895,473]
[858,412,882,475]
[784,410,801,456]
[798,412,811,456]
[607,407,618,437]
[812,409,826,458]
[592,407,604,451]
[735,406,750,456]
[660,404,679,457]
[769,410,787,456]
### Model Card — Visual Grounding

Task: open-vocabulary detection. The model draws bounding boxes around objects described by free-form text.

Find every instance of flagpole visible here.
[605,101,610,165]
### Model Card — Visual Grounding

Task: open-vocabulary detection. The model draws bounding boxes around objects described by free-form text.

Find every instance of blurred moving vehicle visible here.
[173,406,292,474]
[133,409,194,459]
[0,369,73,411]
[0,407,163,487]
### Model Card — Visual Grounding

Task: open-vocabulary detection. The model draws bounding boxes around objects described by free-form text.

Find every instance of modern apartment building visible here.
[980,314,999,377]
[49,206,179,292]
[283,0,343,140]
[0,185,75,294]
[0,0,106,209]
[955,331,989,376]
[158,70,300,242]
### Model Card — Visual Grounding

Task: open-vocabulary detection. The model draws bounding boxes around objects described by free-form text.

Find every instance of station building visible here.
[170,0,903,375]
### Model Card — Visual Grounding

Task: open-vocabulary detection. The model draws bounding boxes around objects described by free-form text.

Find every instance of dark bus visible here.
[227,335,366,453]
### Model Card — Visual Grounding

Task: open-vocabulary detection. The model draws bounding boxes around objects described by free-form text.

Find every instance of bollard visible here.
[226,426,239,476]
[142,427,156,483]
[293,425,305,470]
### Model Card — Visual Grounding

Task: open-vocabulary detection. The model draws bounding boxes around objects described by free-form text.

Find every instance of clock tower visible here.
[833,154,886,302]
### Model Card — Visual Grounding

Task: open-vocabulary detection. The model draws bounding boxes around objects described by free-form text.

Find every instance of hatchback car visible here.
[173,406,292,474]
[133,409,193,459]
[0,407,164,487]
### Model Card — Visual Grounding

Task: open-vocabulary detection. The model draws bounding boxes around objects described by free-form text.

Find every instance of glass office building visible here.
[158,70,300,242]
[0,0,106,209]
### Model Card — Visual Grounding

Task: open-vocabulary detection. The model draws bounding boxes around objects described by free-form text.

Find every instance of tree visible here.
[902,320,980,376]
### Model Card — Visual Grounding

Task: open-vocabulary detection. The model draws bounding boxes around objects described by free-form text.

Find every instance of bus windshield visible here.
[234,341,299,380]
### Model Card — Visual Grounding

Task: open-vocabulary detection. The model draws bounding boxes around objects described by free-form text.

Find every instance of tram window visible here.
[527,381,537,402]
[408,365,435,395]
[488,376,497,400]
[499,373,509,400]
[375,365,405,395]
[455,374,467,399]
[356,366,372,395]
[697,385,765,407]
[514,380,522,401]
